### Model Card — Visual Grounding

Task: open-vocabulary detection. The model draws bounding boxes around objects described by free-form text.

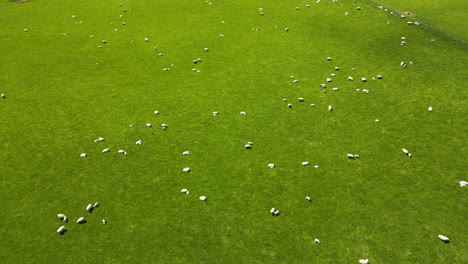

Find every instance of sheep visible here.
[146,123,152,127]
[57,226,66,234]
[144,38,149,42]
[401,41,407,46]
[302,161,310,166]
[204,48,209,51]
[292,79,298,83]
[77,217,86,223]
[268,163,275,168]
[135,140,142,145]
[154,110,159,114]
[414,22,420,26]
[24,29,28,32]
[102,148,110,153]
[288,103,292,108]
[407,153,412,158]
[213,111,219,116]
[240,111,246,115]
[428,106,433,112]
[361,77,367,82]
[57,214,66,220]
[283,99,288,102]
[401,62,407,68]
[335,67,340,71]
[86,204,93,212]
[219,34,225,37]
[407,21,413,25]
[102,219,106,224]
[459,181,467,187]
[314,165,320,168]
[377,75,383,79]
[347,154,355,159]
[183,167,190,172]
[245,144,252,149]
[310,104,315,107]
[94,202,100,208]
[321,84,327,88]
[306,4,310,8]
[332,88,339,91]
[122,22,126,25]
[296,7,300,10]
[357,7,361,10]
[161,124,168,129]
[247,142,253,145]
[273,210,280,216]
[348,76,354,81]
[359,259,369,264]
[328,105,333,111]
[181,188,189,193]
[298,97,304,102]
[305,196,311,201]
[1,94,5,98]
[270,208,276,214]
[327,57,332,61]
[80,153,87,158]
[182,151,190,155]
[314,238,320,244]
[330,73,336,77]
[199,196,207,201]
[362,89,369,93]
[401,148,409,154]
[117,150,127,154]
[102,40,107,44]
[158,53,163,56]
[375,119,380,122]
[326,78,332,82]
[438,235,449,242]
[354,154,360,159]
[285,28,289,31]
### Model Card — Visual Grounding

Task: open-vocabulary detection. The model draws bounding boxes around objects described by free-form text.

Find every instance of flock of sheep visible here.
[9,1,456,263]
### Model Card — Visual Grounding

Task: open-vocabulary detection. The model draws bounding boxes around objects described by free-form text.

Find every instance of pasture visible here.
[0,0,466,263]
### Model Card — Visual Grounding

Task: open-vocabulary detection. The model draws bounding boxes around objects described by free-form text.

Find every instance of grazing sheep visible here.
[285,28,289,31]
[401,148,409,154]
[293,79,298,83]
[183,167,190,172]
[80,153,87,158]
[401,41,407,46]
[213,111,219,116]
[245,144,252,149]
[102,148,110,153]
[407,21,413,25]
[327,57,332,61]
[181,188,188,193]
[154,110,159,114]
[401,62,407,68]
[94,202,100,207]
[144,38,149,42]
[361,77,367,82]
[362,89,369,93]
[182,151,190,155]
[117,150,127,154]
[273,210,280,216]
[348,76,354,81]
[321,84,327,88]
[298,97,304,102]
[332,88,339,91]
[335,67,340,71]
[122,22,126,25]
[314,165,320,168]
[247,142,253,145]
[240,111,246,115]
[305,196,311,201]
[146,123,152,127]
[326,78,332,82]
[135,140,142,145]
[354,154,360,158]
[268,163,275,168]
[199,196,207,201]
[102,40,107,44]
[347,154,355,159]
[302,161,310,166]
[102,219,106,224]
[57,214,66,220]
[270,208,276,214]
[428,106,433,112]
[204,48,209,51]
[77,217,86,223]
[1,94,5,98]
[296,7,300,10]
[377,75,383,79]
[161,124,168,129]
[310,104,315,107]
[330,73,336,77]
[328,105,333,111]
[375,119,380,122]
[357,7,361,10]
[359,259,369,264]
[288,103,292,108]
[407,153,412,158]
[438,235,449,242]
[86,204,93,212]
[459,181,467,187]
[57,226,66,234]
[314,238,320,244]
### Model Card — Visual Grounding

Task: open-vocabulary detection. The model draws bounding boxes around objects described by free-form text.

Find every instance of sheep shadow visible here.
[58,229,68,235]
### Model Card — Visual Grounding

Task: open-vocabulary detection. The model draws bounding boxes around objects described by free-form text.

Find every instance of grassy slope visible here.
[371,0,467,42]
[0,0,466,263]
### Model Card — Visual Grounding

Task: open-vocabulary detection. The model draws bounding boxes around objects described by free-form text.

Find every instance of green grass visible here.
[0,0,466,263]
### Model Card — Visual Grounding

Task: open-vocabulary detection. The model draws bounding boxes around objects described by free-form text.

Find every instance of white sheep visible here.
[377,75,383,79]
[181,188,188,193]
[245,144,252,149]
[102,148,110,153]
[310,104,315,107]
[326,78,332,82]
[438,235,449,242]
[144,38,149,42]
[117,150,127,154]
[332,88,339,91]
[154,110,159,114]
[94,202,100,207]
[347,154,354,159]
[199,196,207,201]
[305,196,311,201]
[146,123,152,127]
[1,94,5,98]
[80,153,87,158]
[270,208,276,214]
[204,48,209,51]
[288,103,292,108]
[375,119,380,122]
[161,124,168,129]
[314,238,320,244]
[57,214,66,220]
[328,105,333,111]
[459,181,467,187]
[354,154,360,158]
[335,67,340,71]
[273,210,280,216]
[330,73,336,77]
[182,151,190,155]
[302,161,310,166]
[327,57,332,61]
[135,140,142,145]
[57,226,66,234]
[86,204,93,212]
[268,163,275,168]
[361,77,367,82]
[298,98,304,102]
[314,165,320,168]
[359,259,369,264]
[240,111,246,115]
[292,79,298,83]
[213,111,219,116]
[362,89,369,93]
[77,217,86,223]
[321,84,327,88]
[102,219,106,224]
[428,106,433,112]
[348,76,354,81]
[183,167,190,172]
[401,148,409,154]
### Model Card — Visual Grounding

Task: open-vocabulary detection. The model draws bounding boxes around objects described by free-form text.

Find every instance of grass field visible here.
[0,0,466,263]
